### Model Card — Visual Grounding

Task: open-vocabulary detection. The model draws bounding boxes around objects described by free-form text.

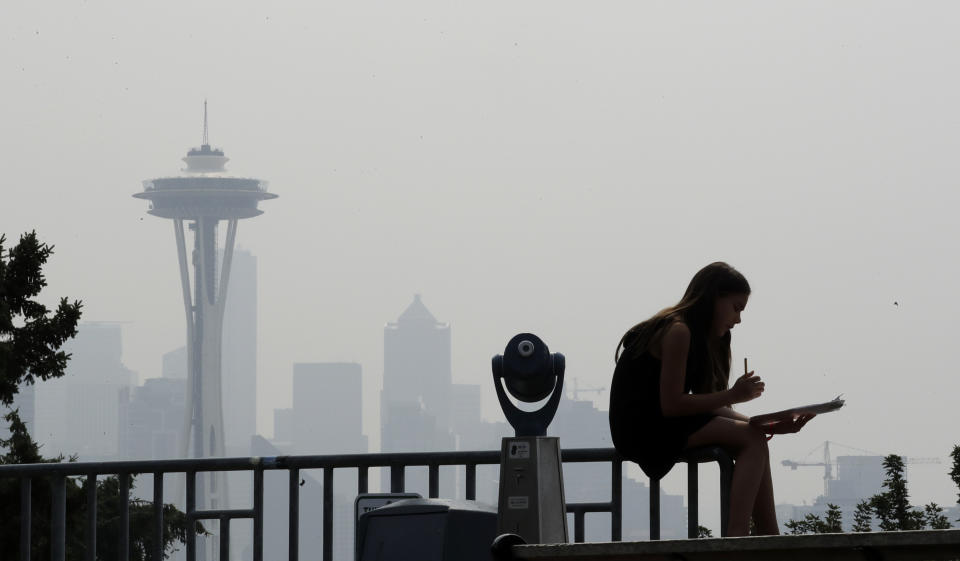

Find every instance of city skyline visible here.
[38,296,957,538]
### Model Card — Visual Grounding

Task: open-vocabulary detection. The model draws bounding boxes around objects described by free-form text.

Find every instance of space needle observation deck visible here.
[136,143,276,219]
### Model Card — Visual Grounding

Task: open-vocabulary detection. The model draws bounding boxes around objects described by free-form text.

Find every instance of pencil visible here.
[744,357,748,376]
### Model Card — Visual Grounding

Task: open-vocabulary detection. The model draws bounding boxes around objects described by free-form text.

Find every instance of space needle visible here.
[134,103,276,515]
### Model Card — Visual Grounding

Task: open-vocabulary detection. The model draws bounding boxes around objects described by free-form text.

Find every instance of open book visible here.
[749,395,845,427]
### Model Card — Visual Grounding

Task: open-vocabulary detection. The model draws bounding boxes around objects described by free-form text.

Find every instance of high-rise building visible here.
[162,346,187,379]
[267,363,367,560]
[0,384,35,445]
[133,104,276,518]
[222,248,258,454]
[289,362,367,454]
[118,377,187,460]
[380,296,456,498]
[33,322,134,460]
[272,362,367,455]
[381,295,454,454]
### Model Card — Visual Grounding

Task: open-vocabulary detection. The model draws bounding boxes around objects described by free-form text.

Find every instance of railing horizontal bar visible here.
[0,448,626,477]
[566,502,613,513]
[189,508,255,520]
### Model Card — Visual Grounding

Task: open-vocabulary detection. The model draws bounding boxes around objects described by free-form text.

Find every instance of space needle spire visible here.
[202,99,209,147]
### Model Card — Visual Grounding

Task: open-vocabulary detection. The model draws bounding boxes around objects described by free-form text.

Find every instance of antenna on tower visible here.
[202,99,209,147]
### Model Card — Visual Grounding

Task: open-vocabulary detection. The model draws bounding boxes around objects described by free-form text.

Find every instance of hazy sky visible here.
[3,1,959,510]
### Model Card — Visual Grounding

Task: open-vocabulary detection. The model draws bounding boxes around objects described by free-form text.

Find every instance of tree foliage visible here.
[784,503,843,535]
[869,455,925,531]
[0,231,202,560]
[950,445,960,521]
[787,451,960,534]
[922,503,951,530]
[852,500,873,532]
[0,231,82,406]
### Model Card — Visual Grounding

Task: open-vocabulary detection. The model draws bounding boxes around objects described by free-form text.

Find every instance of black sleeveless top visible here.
[608,351,715,480]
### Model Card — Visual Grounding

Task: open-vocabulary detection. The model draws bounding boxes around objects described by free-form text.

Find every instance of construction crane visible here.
[781,440,942,497]
[567,378,605,401]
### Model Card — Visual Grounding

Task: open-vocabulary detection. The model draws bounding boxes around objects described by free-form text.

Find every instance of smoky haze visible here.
[2,0,958,524]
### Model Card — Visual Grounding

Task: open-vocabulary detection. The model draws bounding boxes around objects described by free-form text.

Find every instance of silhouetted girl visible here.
[608,262,812,536]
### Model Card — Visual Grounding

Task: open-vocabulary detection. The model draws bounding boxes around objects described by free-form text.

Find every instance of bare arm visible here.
[659,323,764,417]
[713,406,750,422]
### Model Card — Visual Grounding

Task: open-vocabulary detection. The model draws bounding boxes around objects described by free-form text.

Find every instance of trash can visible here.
[356,498,497,561]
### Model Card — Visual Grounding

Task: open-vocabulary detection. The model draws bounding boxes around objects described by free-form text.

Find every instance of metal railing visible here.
[0,446,732,561]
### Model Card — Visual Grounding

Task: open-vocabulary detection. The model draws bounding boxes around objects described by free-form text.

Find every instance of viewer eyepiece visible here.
[492,333,565,437]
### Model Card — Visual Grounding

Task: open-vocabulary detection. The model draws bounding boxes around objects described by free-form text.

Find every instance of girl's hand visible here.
[762,414,816,436]
[730,370,764,404]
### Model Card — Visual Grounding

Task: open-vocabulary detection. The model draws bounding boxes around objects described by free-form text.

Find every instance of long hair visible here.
[615,262,750,394]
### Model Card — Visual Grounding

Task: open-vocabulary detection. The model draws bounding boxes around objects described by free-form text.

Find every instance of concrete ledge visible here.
[506,529,960,561]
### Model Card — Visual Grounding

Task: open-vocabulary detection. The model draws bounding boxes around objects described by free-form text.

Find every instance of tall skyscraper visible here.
[33,322,134,460]
[222,248,258,453]
[267,363,367,561]
[381,295,454,454]
[162,346,187,379]
[118,377,187,460]
[273,362,367,454]
[291,362,367,454]
[133,104,276,519]
[380,296,455,497]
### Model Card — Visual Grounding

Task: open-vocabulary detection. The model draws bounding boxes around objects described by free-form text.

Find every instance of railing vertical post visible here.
[85,475,97,561]
[153,473,163,561]
[289,468,300,561]
[390,465,404,493]
[119,472,130,561]
[21,478,31,561]
[219,517,230,561]
[611,460,622,542]
[465,464,476,501]
[358,466,368,494]
[186,471,196,561]
[574,511,585,543]
[323,468,333,561]
[649,477,660,541]
[253,468,264,561]
[687,462,699,538]
[51,475,66,561]
[428,464,439,499]
[718,454,733,537]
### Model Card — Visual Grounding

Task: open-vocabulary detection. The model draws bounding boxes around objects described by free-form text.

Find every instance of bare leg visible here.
[752,457,779,535]
[685,417,770,537]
